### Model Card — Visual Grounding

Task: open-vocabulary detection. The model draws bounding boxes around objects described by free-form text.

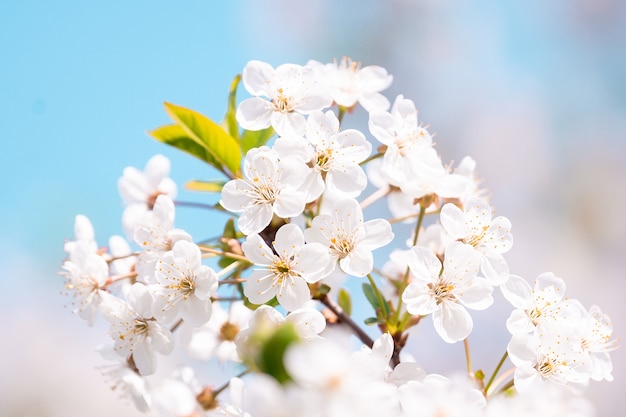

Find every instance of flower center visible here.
[273,88,293,113]
[315,148,334,171]
[219,321,240,342]
[169,275,196,299]
[428,280,456,304]
[329,236,354,259]
[270,259,293,282]
[535,356,559,378]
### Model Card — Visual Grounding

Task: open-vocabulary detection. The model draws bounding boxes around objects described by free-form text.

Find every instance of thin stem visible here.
[218,278,247,285]
[464,338,473,375]
[359,152,383,166]
[199,246,249,262]
[337,106,346,123]
[392,204,426,327]
[213,369,249,398]
[484,351,509,395]
[106,252,140,262]
[359,186,390,210]
[367,274,388,319]
[411,204,427,247]
[486,366,516,397]
[170,319,183,333]
[319,293,374,348]
[174,200,226,213]
[216,260,242,279]
[491,377,515,397]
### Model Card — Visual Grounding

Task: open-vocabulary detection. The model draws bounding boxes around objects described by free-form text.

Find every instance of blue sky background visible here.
[2,1,625,416]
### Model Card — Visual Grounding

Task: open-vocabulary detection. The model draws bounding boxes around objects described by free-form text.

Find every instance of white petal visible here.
[236,97,273,131]
[242,234,276,265]
[238,203,274,235]
[432,302,473,343]
[500,274,532,309]
[244,270,277,306]
[402,282,437,316]
[276,276,310,311]
[242,60,275,96]
[340,245,373,277]
[181,296,213,327]
[273,223,305,254]
[439,203,466,239]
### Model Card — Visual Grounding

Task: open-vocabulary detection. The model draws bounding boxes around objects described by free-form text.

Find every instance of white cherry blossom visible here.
[508,330,590,394]
[440,197,513,285]
[308,57,393,112]
[273,110,371,198]
[133,194,192,283]
[178,301,252,362]
[398,374,486,417]
[236,60,332,136]
[305,197,394,277]
[220,146,309,235]
[60,240,110,325]
[118,154,177,237]
[572,305,617,382]
[242,223,329,311]
[101,283,174,375]
[501,273,583,335]
[402,242,493,343]
[63,214,98,258]
[153,240,218,326]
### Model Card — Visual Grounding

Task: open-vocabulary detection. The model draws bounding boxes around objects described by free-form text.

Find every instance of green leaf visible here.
[223,74,242,139]
[259,323,299,384]
[148,124,219,167]
[164,102,242,177]
[364,317,383,326]
[184,179,226,193]
[222,218,238,240]
[240,126,275,153]
[362,283,380,311]
[337,288,352,317]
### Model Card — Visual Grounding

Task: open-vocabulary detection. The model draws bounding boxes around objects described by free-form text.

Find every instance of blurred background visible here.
[1,0,625,416]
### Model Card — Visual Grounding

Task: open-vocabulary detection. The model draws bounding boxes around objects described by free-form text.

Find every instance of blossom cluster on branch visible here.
[59,57,617,417]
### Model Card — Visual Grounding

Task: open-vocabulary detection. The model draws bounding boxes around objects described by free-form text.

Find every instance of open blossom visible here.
[178,301,252,362]
[572,305,617,382]
[308,57,393,112]
[153,240,218,326]
[508,330,591,394]
[274,110,371,199]
[501,273,583,335]
[101,283,174,375]
[236,60,332,137]
[305,197,394,277]
[60,240,109,325]
[402,242,493,343]
[398,374,486,417]
[440,197,513,285]
[63,214,98,258]
[242,224,329,311]
[118,154,177,237]
[134,194,192,283]
[368,95,469,200]
[220,146,309,235]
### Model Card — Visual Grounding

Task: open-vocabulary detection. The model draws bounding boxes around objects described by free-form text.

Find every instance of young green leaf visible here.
[223,74,242,140]
[185,179,226,193]
[337,288,352,317]
[148,124,219,168]
[163,102,242,177]
[240,126,275,153]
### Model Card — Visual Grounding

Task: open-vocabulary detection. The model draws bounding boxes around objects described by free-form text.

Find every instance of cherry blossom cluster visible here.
[59,57,617,417]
